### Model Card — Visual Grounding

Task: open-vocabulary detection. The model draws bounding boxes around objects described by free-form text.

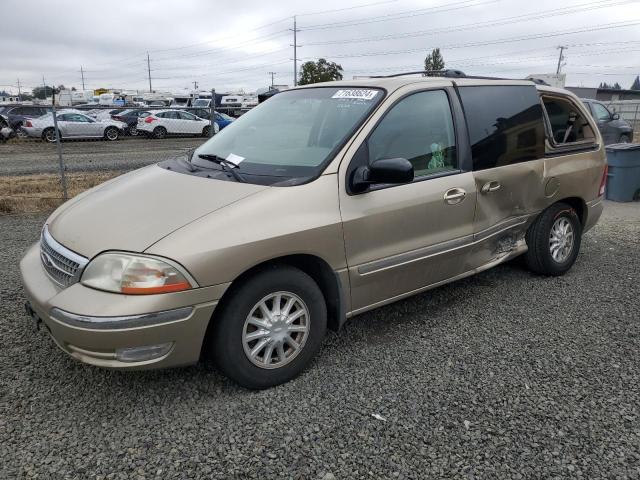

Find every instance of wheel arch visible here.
[211,254,347,333]
[554,196,587,226]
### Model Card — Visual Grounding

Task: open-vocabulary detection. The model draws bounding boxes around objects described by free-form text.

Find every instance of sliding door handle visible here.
[481,181,501,194]
[443,188,466,205]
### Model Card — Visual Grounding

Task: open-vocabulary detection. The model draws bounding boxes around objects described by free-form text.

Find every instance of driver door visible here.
[339,88,477,313]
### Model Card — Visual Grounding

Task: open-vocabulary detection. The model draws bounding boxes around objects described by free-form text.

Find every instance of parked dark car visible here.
[581,98,634,144]
[0,114,15,143]
[111,109,151,136]
[0,105,52,135]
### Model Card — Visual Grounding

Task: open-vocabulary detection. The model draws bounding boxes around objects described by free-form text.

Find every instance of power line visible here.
[307,20,640,59]
[300,0,497,30]
[302,0,634,46]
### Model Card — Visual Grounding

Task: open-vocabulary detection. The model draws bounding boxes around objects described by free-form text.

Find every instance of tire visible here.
[152,126,167,139]
[14,122,27,138]
[524,202,582,276]
[104,126,119,141]
[619,134,631,143]
[202,125,210,137]
[128,125,138,136]
[42,128,59,143]
[209,266,327,389]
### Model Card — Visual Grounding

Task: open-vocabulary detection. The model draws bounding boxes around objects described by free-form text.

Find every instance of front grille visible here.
[40,226,88,287]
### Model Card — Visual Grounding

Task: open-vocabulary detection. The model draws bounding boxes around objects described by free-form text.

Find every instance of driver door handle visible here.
[481,181,501,194]
[443,188,466,205]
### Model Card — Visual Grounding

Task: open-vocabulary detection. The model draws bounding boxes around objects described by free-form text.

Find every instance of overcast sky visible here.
[1,0,639,94]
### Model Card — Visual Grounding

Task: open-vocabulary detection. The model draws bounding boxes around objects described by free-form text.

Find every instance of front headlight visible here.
[81,253,197,294]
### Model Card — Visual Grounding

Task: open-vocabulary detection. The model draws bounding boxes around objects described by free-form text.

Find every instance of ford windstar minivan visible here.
[21,71,606,389]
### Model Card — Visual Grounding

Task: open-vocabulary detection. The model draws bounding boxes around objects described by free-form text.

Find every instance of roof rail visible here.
[370,69,467,78]
[369,69,551,86]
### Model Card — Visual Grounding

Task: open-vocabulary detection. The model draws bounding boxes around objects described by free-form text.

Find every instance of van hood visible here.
[48,165,266,259]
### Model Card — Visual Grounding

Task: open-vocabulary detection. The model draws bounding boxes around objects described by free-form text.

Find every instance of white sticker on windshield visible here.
[226,153,245,166]
[331,89,379,100]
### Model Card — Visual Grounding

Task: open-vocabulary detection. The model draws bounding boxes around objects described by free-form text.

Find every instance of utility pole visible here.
[17,78,21,101]
[147,52,152,93]
[291,16,300,86]
[192,81,198,90]
[268,71,276,88]
[556,46,567,75]
[80,66,85,91]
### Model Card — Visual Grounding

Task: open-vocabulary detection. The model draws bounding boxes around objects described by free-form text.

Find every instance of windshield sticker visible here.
[226,153,245,166]
[331,89,379,100]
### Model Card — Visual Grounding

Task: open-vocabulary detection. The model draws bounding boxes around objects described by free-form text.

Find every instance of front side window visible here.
[458,85,545,170]
[367,90,457,177]
[191,87,384,185]
[542,96,594,145]
[179,111,197,120]
[591,103,611,122]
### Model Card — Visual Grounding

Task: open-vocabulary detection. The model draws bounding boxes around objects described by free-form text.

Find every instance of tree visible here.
[32,86,55,100]
[613,82,622,90]
[424,48,445,75]
[631,75,640,90]
[298,58,343,85]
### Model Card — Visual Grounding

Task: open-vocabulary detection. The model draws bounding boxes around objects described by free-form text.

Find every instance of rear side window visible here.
[458,85,545,170]
[541,96,594,145]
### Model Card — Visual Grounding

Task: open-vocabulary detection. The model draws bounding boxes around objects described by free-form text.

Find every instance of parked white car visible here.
[137,109,219,139]
[22,111,127,142]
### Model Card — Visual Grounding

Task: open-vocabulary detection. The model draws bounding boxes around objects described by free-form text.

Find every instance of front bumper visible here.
[20,242,229,370]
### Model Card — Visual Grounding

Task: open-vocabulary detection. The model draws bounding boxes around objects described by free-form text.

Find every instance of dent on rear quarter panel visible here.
[145,175,347,288]
[543,148,605,205]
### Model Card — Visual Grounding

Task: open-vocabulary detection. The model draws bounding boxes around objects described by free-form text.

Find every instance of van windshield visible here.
[191,87,384,185]
[192,99,210,107]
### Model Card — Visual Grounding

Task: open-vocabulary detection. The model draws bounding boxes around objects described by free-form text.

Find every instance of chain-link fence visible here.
[0,95,242,214]
[604,100,640,143]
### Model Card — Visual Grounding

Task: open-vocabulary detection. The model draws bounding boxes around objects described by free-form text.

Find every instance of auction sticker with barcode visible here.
[332,89,379,100]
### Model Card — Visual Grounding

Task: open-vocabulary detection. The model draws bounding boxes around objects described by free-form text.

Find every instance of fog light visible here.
[116,342,173,362]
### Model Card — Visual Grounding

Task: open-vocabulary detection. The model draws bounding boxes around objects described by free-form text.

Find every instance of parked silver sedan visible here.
[22,111,127,142]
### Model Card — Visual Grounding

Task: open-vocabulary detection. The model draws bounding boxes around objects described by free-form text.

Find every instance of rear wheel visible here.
[14,122,27,138]
[104,126,119,141]
[619,134,631,143]
[42,128,59,143]
[152,126,167,139]
[525,202,582,276]
[128,125,138,136]
[209,266,327,389]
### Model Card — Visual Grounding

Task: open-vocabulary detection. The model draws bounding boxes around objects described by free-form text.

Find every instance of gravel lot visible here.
[1,202,638,479]
[0,137,203,175]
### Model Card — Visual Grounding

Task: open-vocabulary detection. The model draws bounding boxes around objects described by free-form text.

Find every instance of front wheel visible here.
[525,202,582,276]
[619,134,631,143]
[209,266,327,389]
[128,125,138,136]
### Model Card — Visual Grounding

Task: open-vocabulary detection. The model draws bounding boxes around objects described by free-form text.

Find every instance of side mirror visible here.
[611,112,620,120]
[351,158,414,193]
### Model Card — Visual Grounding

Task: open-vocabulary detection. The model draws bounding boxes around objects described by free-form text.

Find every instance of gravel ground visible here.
[1,202,639,479]
[0,137,203,175]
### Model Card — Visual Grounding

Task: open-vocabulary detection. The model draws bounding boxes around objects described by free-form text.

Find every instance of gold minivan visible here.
[21,73,606,389]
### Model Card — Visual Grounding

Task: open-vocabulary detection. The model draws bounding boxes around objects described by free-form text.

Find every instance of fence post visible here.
[633,104,639,139]
[210,88,216,138]
[50,91,68,200]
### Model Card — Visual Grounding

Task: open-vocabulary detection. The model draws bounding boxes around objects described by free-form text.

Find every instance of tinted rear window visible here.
[458,85,545,170]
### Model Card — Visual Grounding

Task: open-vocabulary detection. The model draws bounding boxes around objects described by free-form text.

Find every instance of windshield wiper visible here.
[197,154,245,183]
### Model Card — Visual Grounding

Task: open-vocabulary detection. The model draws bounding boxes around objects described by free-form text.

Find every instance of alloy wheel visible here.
[242,291,310,369]
[549,217,574,263]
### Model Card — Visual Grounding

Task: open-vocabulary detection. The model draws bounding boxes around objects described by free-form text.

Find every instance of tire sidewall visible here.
[534,205,582,275]
[43,128,57,143]
[104,127,119,141]
[153,126,166,139]
[211,266,327,389]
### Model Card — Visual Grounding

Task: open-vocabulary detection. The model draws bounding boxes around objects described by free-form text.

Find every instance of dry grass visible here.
[0,171,123,214]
